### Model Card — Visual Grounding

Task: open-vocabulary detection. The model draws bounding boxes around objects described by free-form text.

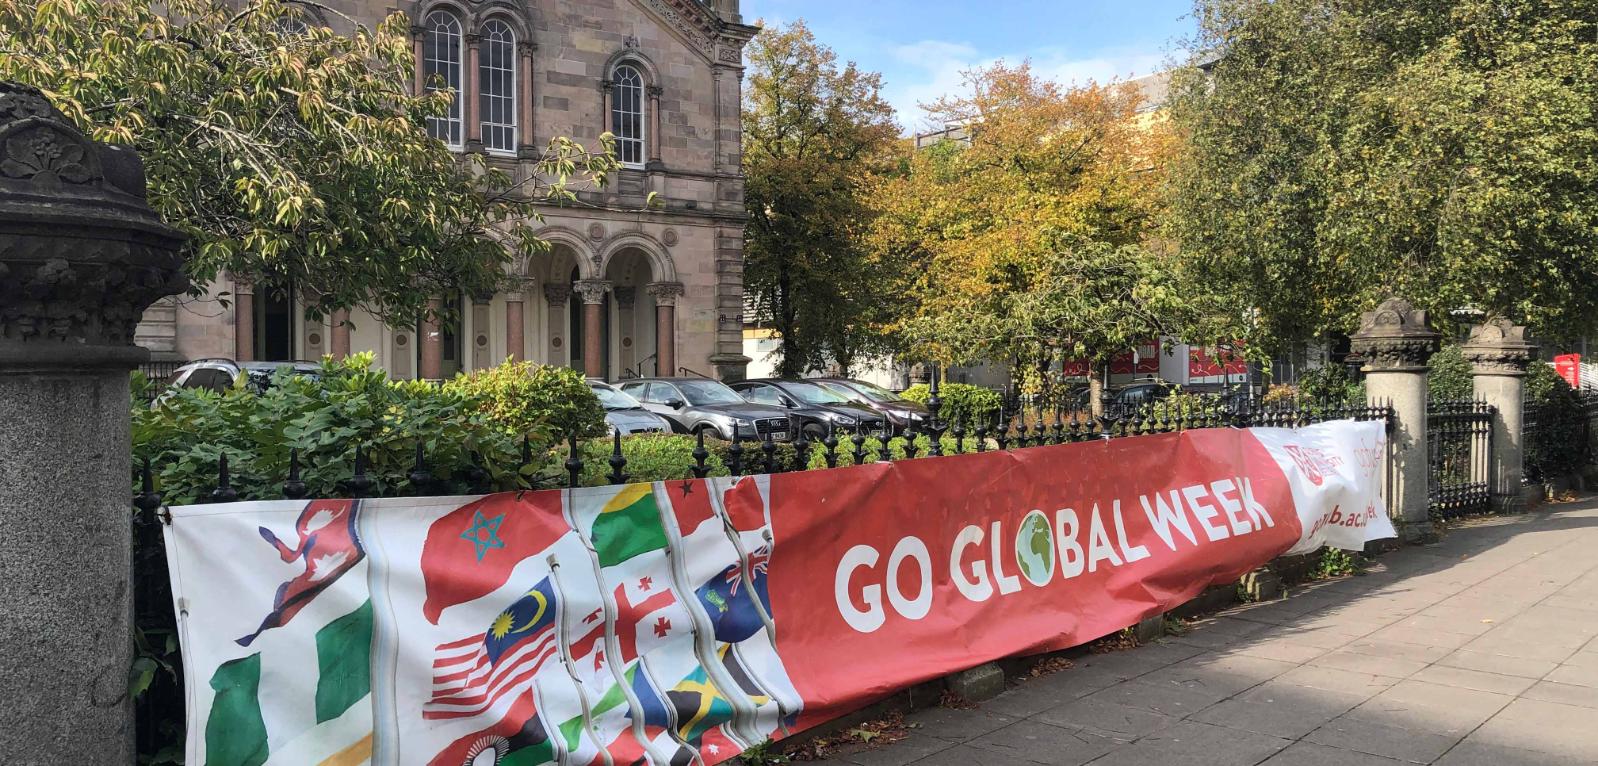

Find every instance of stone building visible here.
[136,0,757,381]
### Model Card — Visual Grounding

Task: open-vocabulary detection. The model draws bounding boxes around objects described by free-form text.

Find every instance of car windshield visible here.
[676,380,744,406]
[590,385,643,410]
[785,382,852,405]
[825,380,899,403]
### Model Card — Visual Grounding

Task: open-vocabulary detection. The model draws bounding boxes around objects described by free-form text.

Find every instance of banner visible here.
[166,421,1392,766]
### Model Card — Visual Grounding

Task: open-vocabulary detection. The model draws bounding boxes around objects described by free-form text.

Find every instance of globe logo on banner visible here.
[1014,510,1057,586]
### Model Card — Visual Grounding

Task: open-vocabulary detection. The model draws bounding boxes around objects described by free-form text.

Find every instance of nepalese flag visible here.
[238,499,364,647]
[421,492,571,625]
[424,578,562,721]
[695,546,771,644]
[427,690,556,766]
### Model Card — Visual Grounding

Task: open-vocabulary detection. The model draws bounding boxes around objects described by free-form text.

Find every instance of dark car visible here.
[809,378,930,434]
[729,379,888,439]
[616,377,794,441]
[587,381,672,435]
[169,358,321,395]
[1105,382,1176,418]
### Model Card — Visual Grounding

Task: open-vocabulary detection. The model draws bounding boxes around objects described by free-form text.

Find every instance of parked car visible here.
[615,377,794,441]
[587,381,672,435]
[1104,382,1177,418]
[168,358,321,395]
[809,378,930,434]
[729,379,888,439]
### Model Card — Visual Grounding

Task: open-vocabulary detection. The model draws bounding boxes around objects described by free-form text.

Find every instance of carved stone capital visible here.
[0,82,187,366]
[646,281,684,307]
[1349,297,1441,372]
[517,40,536,56]
[613,286,636,309]
[647,85,664,98]
[1461,317,1538,377]
[542,282,572,307]
[573,279,612,306]
[500,279,531,302]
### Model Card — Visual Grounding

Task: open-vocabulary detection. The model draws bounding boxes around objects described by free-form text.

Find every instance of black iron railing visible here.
[1427,399,1494,519]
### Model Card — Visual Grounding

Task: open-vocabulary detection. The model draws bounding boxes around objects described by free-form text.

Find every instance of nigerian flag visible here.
[203,600,374,766]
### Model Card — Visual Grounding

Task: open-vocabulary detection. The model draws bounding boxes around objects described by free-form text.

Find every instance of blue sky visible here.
[741,0,1197,132]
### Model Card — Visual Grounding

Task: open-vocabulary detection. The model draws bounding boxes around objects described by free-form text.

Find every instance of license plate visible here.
[769,431,789,441]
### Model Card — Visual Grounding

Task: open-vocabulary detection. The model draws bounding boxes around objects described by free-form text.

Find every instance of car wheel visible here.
[693,423,725,441]
[802,423,827,441]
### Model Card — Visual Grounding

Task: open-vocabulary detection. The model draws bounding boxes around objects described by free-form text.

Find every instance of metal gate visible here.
[1427,399,1495,518]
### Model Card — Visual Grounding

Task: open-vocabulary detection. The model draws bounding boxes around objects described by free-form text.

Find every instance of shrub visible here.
[443,359,605,439]
[1297,363,1366,405]
[131,354,549,504]
[571,433,728,486]
[1149,389,1227,423]
[1427,345,1473,402]
[901,382,1003,427]
[1525,362,1587,482]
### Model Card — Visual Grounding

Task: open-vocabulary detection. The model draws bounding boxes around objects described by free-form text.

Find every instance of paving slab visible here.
[804,499,1598,766]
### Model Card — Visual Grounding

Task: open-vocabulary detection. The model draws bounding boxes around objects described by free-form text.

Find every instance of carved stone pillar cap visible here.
[1349,297,1441,372]
[645,281,684,307]
[613,286,637,309]
[573,279,612,305]
[542,282,572,306]
[1461,317,1538,377]
[0,82,188,366]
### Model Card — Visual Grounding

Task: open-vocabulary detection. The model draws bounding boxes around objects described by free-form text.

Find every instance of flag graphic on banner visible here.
[426,689,556,766]
[421,492,570,625]
[694,548,771,645]
[204,600,374,766]
[425,578,562,721]
[238,500,363,647]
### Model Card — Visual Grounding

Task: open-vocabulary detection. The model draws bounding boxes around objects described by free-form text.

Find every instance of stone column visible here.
[646,85,664,169]
[647,281,682,377]
[574,280,611,379]
[411,25,426,94]
[614,286,636,373]
[233,275,255,361]
[504,285,527,362]
[469,293,491,371]
[464,33,483,152]
[1351,297,1441,543]
[600,80,614,137]
[330,308,351,358]
[419,296,444,380]
[1462,318,1538,510]
[0,83,188,762]
[517,40,536,158]
[543,283,570,366]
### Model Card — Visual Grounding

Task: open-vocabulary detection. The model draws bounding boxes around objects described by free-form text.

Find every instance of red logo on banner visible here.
[1555,354,1581,389]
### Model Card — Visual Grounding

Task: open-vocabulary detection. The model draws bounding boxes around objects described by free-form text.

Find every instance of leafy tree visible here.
[1165,0,1598,349]
[872,63,1206,410]
[0,0,618,323]
[742,20,903,376]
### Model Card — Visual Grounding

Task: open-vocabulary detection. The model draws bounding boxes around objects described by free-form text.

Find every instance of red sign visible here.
[770,429,1301,727]
[1556,354,1581,389]
[1189,343,1248,381]
[1108,340,1161,375]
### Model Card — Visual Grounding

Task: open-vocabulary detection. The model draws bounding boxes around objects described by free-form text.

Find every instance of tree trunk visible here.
[1089,359,1106,419]
[776,258,799,378]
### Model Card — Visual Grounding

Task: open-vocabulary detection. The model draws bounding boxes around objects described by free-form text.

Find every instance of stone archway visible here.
[604,247,656,379]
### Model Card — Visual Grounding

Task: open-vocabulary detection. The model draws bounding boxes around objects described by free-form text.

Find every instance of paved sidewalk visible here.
[810,498,1598,766]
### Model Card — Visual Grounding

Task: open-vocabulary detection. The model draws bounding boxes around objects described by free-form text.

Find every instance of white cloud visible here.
[882,41,1180,134]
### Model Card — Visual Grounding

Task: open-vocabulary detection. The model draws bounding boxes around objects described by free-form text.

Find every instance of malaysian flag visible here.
[424,577,561,721]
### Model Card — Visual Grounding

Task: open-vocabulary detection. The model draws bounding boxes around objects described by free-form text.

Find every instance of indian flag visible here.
[201,599,374,766]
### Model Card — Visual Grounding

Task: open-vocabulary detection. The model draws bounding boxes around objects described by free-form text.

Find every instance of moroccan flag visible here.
[695,547,771,644]
[590,484,669,567]
[421,492,570,624]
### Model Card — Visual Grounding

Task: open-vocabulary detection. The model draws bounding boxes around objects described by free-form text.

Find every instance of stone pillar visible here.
[614,286,636,373]
[574,280,611,379]
[464,33,483,152]
[600,80,613,138]
[504,285,526,362]
[517,41,536,158]
[419,296,444,381]
[1351,297,1441,543]
[647,281,682,377]
[329,308,351,358]
[646,84,664,170]
[0,83,188,762]
[411,25,426,94]
[233,276,254,361]
[543,283,570,366]
[1462,318,1537,509]
[469,294,491,371]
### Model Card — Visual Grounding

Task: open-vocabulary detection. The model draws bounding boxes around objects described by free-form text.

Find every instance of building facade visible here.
[136,0,757,381]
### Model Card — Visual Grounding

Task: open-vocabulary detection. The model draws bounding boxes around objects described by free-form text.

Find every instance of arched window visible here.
[610,64,645,167]
[478,19,517,153]
[423,10,463,147]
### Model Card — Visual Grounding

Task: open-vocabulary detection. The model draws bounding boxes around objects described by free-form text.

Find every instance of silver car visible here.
[588,381,673,435]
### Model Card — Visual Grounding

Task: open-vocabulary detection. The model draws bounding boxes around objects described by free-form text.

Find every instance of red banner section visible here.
[1556,354,1581,389]
[768,429,1299,725]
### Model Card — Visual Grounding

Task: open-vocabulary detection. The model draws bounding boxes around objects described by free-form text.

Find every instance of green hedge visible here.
[1525,362,1588,482]
[1428,345,1473,402]
[901,382,1003,427]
